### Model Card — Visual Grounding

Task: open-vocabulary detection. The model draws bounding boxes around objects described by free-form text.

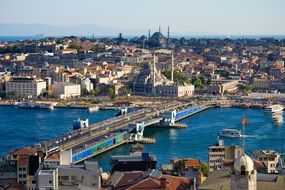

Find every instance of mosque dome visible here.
[234,154,254,173]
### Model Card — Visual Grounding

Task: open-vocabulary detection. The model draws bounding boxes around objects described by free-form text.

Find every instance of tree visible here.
[162,70,190,84]
[89,89,96,96]
[8,90,17,98]
[193,78,203,88]
[107,87,116,100]
[200,163,208,176]
[173,160,185,176]
[81,89,89,96]
[121,87,131,96]
[243,84,254,94]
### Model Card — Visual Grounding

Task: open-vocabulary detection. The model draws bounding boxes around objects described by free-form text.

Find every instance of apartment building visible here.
[6,77,46,99]
[208,140,244,172]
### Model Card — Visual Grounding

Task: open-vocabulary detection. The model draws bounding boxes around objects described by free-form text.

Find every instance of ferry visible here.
[87,106,99,113]
[219,129,244,138]
[265,104,284,114]
[16,102,54,110]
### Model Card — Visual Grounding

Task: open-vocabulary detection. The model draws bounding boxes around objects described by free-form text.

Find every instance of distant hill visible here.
[0,23,149,37]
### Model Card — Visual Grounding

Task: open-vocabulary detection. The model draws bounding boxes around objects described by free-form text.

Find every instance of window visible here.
[49,180,52,184]
[19,167,22,171]
[61,176,69,180]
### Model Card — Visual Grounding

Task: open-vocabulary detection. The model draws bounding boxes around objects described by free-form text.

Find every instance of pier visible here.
[39,101,211,164]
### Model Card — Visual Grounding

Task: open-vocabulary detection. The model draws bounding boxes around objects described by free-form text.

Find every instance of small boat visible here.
[17,102,54,110]
[272,114,284,124]
[265,104,284,114]
[219,129,245,138]
[87,106,99,113]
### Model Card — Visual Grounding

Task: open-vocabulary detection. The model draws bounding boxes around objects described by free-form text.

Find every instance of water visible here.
[0,106,284,171]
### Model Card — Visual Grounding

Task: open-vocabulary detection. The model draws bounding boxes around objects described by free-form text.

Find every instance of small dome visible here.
[234,154,254,173]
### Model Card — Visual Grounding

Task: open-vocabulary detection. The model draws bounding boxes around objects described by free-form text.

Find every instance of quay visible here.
[33,101,211,165]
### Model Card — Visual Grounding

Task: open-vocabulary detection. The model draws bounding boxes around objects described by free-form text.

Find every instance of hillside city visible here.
[1,30,285,190]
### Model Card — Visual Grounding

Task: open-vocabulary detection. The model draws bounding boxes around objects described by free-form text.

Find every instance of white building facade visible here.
[6,77,47,99]
[52,82,81,99]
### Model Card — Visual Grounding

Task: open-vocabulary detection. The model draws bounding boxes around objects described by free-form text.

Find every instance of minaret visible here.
[171,52,174,83]
[153,54,156,87]
[148,29,151,39]
[152,54,156,95]
[167,26,170,46]
[167,26,170,39]
[159,26,161,33]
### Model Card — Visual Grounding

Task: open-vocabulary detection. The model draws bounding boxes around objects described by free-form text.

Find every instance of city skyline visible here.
[1,0,285,36]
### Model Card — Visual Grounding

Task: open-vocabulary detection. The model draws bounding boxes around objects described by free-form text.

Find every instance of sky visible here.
[0,0,285,35]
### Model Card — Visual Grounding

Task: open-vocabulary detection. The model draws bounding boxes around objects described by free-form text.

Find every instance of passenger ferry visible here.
[16,102,54,110]
[87,106,99,113]
[265,104,284,114]
[219,129,245,138]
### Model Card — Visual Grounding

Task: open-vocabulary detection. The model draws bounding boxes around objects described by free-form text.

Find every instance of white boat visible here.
[17,102,54,110]
[87,106,99,113]
[272,114,284,124]
[265,104,284,114]
[219,129,245,138]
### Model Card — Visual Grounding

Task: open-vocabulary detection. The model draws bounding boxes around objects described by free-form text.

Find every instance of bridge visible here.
[40,101,212,164]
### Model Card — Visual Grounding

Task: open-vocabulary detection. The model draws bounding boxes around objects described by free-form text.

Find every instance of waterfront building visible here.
[6,77,47,99]
[110,152,157,172]
[80,78,93,92]
[36,161,101,190]
[253,78,269,90]
[0,160,17,189]
[52,82,81,99]
[208,140,244,172]
[7,147,38,188]
[252,150,280,174]
[207,80,239,95]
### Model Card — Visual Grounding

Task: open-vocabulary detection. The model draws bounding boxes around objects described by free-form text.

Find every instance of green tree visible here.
[81,88,89,96]
[173,160,185,176]
[121,87,131,96]
[243,84,254,94]
[8,90,17,98]
[200,163,208,176]
[193,78,203,88]
[162,70,190,84]
[89,89,96,96]
[68,43,81,51]
[107,87,116,100]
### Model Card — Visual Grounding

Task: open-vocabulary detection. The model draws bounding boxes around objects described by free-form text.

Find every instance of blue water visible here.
[0,106,116,155]
[0,106,284,171]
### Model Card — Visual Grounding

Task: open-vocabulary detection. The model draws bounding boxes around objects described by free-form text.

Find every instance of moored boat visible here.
[87,106,99,113]
[265,104,284,114]
[17,102,54,110]
[219,129,245,138]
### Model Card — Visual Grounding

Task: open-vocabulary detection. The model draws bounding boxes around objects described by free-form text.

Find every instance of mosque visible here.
[129,53,194,97]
